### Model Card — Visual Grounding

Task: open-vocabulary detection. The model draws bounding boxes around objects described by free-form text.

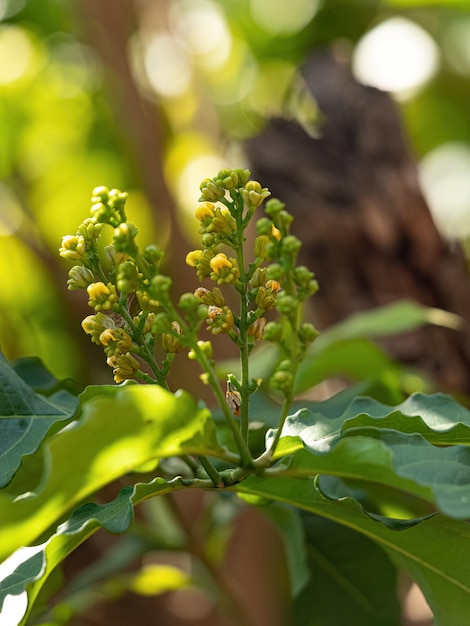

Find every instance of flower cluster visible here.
[60,170,318,402]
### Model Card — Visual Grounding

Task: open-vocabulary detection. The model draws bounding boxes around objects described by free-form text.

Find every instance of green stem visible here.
[198,455,224,488]
[166,306,253,467]
[118,301,168,388]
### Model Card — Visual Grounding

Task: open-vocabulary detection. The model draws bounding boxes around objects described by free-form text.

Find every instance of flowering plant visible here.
[1,169,470,625]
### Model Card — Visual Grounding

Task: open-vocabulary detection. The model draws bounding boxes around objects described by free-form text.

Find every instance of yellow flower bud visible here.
[186,249,203,267]
[87,282,118,311]
[195,202,215,223]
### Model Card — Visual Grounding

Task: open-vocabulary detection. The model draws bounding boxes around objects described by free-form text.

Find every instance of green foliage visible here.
[1,172,470,625]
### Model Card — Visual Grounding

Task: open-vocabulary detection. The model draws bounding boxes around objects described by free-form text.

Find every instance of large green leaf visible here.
[0,383,226,562]
[0,353,78,489]
[270,391,470,455]
[0,477,182,623]
[275,431,470,519]
[342,392,470,445]
[293,514,401,626]
[234,476,470,626]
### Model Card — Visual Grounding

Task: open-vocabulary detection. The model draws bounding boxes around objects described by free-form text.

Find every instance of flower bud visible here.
[67,265,95,290]
[82,312,116,344]
[263,321,282,342]
[117,261,141,293]
[206,305,234,335]
[276,294,297,315]
[199,178,225,202]
[87,282,118,311]
[162,322,184,353]
[178,292,201,313]
[264,198,285,219]
[194,287,226,306]
[108,352,140,383]
[242,181,270,207]
[247,317,266,341]
[209,253,240,285]
[113,222,139,253]
[59,235,86,261]
[298,322,319,345]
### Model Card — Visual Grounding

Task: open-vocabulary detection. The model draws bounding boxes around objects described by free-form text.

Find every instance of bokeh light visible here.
[353,17,440,98]
[248,0,320,35]
[419,142,470,239]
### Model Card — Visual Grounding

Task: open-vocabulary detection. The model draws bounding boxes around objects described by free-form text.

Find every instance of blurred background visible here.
[3,0,470,389]
[2,0,470,624]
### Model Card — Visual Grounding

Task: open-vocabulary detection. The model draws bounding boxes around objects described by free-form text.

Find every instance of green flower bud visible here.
[194,287,226,306]
[179,292,201,313]
[151,312,173,334]
[247,317,266,341]
[99,327,134,357]
[67,265,95,290]
[199,178,225,202]
[281,235,301,258]
[242,181,270,208]
[82,312,116,344]
[149,274,172,300]
[271,369,293,393]
[188,340,213,360]
[251,267,268,288]
[298,322,319,345]
[136,289,160,312]
[277,210,294,230]
[162,322,184,353]
[117,260,141,293]
[276,294,297,315]
[215,168,238,190]
[104,245,128,267]
[143,244,164,268]
[264,198,285,219]
[256,217,272,236]
[91,185,109,203]
[232,168,251,186]
[113,222,139,253]
[293,266,314,287]
[206,305,235,335]
[108,351,140,383]
[254,235,270,260]
[263,321,282,342]
[267,264,284,281]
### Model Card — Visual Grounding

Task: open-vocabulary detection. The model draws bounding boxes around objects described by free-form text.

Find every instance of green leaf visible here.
[295,338,398,393]
[279,431,470,519]
[0,353,78,488]
[0,384,226,562]
[342,392,470,445]
[295,300,460,393]
[293,514,401,626]
[0,477,182,623]
[259,504,310,597]
[234,476,470,626]
[269,392,470,518]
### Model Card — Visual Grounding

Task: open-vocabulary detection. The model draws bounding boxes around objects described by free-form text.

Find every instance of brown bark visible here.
[246,51,470,394]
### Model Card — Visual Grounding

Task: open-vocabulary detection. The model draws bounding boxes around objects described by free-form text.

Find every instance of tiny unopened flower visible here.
[271,225,281,241]
[67,265,95,290]
[255,280,281,311]
[108,352,140,383]
[281,235,301,258]
[78,218,103,243]
[91,185,109,203]
[104,245,128,267]
[185,248,215,281]
[214,168,239,190]
[136,289,160,312]
[117,260,141,293]
[59,235,86,261]
[242,181,270,207]
[99,327,134,357]
[254,235,270,260]
[188,340,213,360]
[133,311,155,334]
[247,317,266,341]
[298,322,319,345]
[194,286,226,306]
[263,321,282,342]
[276,293,297,315]
[264,198,285,218]
[162,322,184,353]
[195,202,215,224]
[251,268,268,288]
[87,282,118,311]
[178,292,201,313]
[206,305,234,335]
[199,178,225,202]
[113,222,139,253]
[82,312,116,344]
[209,253,240,285]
